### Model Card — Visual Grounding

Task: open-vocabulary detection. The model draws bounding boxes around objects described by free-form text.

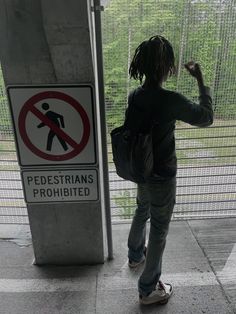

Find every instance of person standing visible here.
[126,35,213,305]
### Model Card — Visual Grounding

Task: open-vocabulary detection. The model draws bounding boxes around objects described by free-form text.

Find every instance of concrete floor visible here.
[0,218,235,314]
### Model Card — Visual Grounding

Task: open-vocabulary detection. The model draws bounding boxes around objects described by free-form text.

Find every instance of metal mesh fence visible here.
[102,0,236,220]
[0,65,28,224]
[0,0,235,224]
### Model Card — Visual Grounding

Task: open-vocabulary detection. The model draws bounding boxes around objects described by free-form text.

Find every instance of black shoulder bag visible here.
[110,90,154,183]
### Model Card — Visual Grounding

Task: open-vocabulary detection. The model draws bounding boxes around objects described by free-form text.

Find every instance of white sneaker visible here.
[139,281,173,305]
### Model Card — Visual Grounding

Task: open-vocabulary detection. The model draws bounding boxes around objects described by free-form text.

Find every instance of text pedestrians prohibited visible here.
[7,85,96,166]
[22,169,99,203]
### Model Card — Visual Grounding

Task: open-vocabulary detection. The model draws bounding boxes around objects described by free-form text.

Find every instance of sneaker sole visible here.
[139,296,169,305]
[128,259,145,268]
[139,285,173,305]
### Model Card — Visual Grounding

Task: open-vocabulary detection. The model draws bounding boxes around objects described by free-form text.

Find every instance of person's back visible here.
[125,35,213,305]
[129,85,212,177]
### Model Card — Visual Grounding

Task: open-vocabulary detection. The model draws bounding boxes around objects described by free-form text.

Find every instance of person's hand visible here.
[184,61,203,81]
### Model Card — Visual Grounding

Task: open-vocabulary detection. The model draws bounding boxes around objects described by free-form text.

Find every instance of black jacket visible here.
[125,85,213,177]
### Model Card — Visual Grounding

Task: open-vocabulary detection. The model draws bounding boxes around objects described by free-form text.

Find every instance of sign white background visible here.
[8,85,96,166]
[22,169,98,203]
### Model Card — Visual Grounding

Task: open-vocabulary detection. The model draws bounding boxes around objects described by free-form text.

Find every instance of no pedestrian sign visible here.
[7,85,96,166]
[22,169,99,203]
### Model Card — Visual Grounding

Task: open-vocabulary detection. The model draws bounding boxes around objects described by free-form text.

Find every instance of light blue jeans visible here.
[128,175,176,296]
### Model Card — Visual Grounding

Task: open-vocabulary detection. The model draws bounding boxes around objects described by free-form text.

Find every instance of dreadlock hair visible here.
[129,35,176,85]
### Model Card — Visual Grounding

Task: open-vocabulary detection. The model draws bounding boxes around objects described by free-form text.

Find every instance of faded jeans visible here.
[128,175,176,296]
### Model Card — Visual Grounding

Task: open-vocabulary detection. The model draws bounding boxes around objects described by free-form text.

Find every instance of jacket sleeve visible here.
[169,86,214,127]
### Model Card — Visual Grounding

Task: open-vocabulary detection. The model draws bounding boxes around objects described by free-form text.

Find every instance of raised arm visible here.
[169,62,213,127]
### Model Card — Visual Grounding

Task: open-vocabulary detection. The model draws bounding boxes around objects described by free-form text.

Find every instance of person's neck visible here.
[143,79,162,89]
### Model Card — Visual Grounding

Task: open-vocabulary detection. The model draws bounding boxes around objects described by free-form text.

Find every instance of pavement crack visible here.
[1,237,32,248]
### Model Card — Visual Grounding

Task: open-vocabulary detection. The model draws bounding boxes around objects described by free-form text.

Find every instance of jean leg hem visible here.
[128,247,145,263]
[138,281,157,297]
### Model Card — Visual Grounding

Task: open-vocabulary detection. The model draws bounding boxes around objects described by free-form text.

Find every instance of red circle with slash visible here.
[18,91,90,161]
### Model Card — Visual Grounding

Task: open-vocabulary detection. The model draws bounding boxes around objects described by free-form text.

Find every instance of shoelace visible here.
[158,280,166,293]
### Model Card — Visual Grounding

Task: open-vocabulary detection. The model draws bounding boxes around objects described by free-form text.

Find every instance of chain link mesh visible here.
[0,65,28,224]
[102,0,236,220]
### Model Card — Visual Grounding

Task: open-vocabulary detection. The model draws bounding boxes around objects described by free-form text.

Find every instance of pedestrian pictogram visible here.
[37,103,68,152]
[7,85,96,166]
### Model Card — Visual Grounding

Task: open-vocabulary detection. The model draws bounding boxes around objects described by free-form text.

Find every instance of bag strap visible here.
[125,88,157,132]
[123,89,136,129]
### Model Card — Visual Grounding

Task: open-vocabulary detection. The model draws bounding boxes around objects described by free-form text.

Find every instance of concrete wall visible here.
[0,0,106,265]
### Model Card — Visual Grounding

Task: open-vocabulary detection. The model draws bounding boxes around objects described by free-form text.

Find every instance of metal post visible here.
[93,0,113,260]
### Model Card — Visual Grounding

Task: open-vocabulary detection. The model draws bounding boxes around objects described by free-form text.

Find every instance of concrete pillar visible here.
[0,0,107,264]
